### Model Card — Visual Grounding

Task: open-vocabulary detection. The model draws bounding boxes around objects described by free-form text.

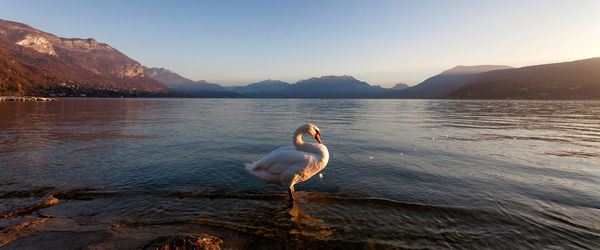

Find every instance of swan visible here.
[245,124,329,202]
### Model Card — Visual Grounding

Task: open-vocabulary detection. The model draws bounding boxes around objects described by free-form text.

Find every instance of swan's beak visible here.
[315,134,322,144]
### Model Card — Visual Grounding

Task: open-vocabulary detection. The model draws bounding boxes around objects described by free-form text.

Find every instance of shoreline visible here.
[0,96,57,102]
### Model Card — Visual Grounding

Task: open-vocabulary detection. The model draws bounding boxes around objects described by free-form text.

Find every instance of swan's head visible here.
[297,123,322,144]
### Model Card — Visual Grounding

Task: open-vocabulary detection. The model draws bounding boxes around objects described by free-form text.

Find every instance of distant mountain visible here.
[448,58,600,99]
[143,66,242,97]
[229,80,291,96]
[385,65,513,98]
[441,65,514,75]
[144,72,388,98]
[143,67,194,88]
[254,75,391,98]
[391,83,409,89]
[0,19,169,97]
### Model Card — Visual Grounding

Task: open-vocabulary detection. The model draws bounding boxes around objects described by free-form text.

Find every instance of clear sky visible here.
[2,0,599,87]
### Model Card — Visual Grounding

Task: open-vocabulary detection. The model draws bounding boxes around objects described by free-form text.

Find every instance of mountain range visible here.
[143,68,391,98]
[256,75,390,98]
[1,18,599,99]
[384,65,514,98]
[142,67,241,97]
[0,19,168,97]
[447,58,600,99]
[228,80,291,96]
[386,58,600,99]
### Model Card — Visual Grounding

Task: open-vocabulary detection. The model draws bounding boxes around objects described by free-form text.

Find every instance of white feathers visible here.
[245,124,329,189]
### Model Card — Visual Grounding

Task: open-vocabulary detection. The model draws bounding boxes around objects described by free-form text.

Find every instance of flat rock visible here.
[1,230,111,249]
[0,197,59,220]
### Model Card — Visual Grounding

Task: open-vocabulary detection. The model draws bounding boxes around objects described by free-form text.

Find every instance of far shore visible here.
[0,96,57,102]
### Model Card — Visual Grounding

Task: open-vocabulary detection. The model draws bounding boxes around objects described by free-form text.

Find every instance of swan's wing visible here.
[269,146,296,154]
[245,146,297,173]
[250,147,317,173]
[246,147,320,186]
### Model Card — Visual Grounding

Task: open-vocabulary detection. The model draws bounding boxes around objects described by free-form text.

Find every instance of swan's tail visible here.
[244,163,254,171]
[244,162,282,186]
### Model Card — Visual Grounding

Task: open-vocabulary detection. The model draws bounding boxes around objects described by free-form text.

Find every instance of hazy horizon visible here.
[2,0,599,87]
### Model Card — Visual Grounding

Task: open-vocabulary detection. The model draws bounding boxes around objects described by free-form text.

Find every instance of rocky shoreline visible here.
[0,196,225,249]
[0,96,57,102]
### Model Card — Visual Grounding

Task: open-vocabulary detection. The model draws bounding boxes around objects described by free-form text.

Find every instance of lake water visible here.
[1,99,599,249]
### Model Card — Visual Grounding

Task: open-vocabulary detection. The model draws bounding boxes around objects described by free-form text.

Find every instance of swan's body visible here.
[245,124,329,201]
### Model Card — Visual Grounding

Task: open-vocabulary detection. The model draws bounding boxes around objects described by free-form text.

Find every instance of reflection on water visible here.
[286,201,332,240]
[1,99,599,248]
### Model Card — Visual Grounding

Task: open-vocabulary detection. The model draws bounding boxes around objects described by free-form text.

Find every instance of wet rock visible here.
[1,230,112,249]
[144,234,223,250]
[0,216,49,247]
[0,197,59,220]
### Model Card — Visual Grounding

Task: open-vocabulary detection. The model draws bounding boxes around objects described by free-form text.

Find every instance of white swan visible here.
[245,124,329,202]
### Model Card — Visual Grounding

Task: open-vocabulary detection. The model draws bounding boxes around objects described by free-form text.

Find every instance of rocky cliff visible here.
[0,19,169,96]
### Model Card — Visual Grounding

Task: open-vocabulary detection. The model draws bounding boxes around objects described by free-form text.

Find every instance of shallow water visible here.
[1,99,599,248]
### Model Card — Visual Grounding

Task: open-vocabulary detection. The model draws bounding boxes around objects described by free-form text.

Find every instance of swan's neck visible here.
[293,131,328,160]
[293,132,305,149]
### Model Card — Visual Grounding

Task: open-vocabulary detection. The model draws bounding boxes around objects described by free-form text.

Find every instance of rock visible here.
[1,230,112,249]
[15,34,57,56]
[0,216,49,247]
[144,234,223,250]
[0,196,59,220]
